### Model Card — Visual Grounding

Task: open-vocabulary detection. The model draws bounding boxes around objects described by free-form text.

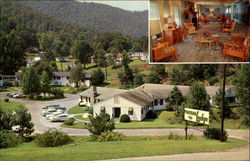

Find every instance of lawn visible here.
[62,110,249,130]
[67,105,91,114]
[53,85,88,94]
[0,87,22,92]
[0,100,24,112]
[0,136,248,161]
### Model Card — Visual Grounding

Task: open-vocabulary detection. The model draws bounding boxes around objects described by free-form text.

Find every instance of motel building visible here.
[79,84,238,121]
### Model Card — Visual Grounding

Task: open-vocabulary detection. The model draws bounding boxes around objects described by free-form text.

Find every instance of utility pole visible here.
[221,64,226,142]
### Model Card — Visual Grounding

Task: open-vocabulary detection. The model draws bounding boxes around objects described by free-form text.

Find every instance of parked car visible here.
[42,105,66,110]
[12,93,25,98]
[49,114,73,122]
[46,111,65,120]
[8,92,17,98]
[41,109,64,116]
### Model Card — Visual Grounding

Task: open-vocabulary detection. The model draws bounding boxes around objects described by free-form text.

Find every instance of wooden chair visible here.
[222,37,249,61]
[184,23,196,34]
[151,42,177,62]
[222,20,236,33]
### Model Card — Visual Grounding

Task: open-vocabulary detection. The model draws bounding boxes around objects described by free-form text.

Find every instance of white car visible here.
[50,114,73,122]
[46,111,64,120]
[41,109,64,116]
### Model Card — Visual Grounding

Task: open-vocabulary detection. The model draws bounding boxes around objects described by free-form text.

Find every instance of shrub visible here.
[95,131,126,142]
[167,132,183,140]
[3,80,13,87]
[88,108,93,115]
[50,88,64,98]
[4,98,9,102]
[120,114,130,122]
[187,133,196,140]
[86,113,115,140]
[203,128,228,141]
[146,110,157,119]
[63,118,75,126]
[0,130,22,149]
[35,128,73,147]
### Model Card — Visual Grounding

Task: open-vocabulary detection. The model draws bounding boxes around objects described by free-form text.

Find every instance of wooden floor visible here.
[161,22,249,63]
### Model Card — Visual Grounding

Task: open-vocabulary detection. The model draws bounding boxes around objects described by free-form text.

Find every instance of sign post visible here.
[184,108,210,139]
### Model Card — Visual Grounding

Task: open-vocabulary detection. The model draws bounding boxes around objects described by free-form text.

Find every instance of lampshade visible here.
[150,19,161,35]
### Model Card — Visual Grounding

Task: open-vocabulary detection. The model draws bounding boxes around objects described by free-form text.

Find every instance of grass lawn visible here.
[62,110,249,130]
[0,100,24,112]
[53,85,88,94]
[0,87,22,92]
[74,114,90,121]
[0,136,248,161]
[67,105,91,114]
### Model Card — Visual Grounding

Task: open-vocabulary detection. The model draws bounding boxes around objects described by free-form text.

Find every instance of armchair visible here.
[222,37,249,61]
[184,23,196,34]
[151,42,177,62]
[222,20,236,33]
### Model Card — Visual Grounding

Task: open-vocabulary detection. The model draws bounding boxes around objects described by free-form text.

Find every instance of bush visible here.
[187,133,196,140]
[146,110,157,119]
[203,128,228,141]
[0,130,22,149]
[4,98,9,102]
[120,114,130,122]
[167,132,183,140]
[63,118,75,126]
[50,88,64,98]
[35,128,73,147]
[95,131,126,142]
[3,80,13,87]
[88,108,93,115]
[86,113,115,138]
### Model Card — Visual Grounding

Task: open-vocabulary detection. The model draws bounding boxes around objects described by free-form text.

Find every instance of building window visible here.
[128,107,133,115]
[141,108,143,114]
[57,76,60,80]
[114,96,119,104]
[100,106,105,114]
[159,99,163,105]
[66,76,69,80]
[154,100,158,106]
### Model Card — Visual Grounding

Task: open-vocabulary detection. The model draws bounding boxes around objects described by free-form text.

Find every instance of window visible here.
[66,76,69,80]
[100,106,105,114]
[159,99,163,105]
[114,96,119,104]
[57,76,60,80]
[150,2,160,19]
[141,108,143,114]
[128,107,133,115]
[154,100,158,106]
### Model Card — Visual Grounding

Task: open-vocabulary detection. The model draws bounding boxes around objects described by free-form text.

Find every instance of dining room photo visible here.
[149,0,250,63]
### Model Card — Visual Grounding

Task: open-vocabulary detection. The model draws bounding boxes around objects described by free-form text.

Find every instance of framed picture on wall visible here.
[215,8,220,13]
[205,8,210,12]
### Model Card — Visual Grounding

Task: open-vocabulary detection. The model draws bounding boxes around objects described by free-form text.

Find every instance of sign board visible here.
[184,108,209,125]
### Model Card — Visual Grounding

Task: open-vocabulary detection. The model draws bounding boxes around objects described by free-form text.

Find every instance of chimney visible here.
[93,86,97,95]
[90,86,97,105]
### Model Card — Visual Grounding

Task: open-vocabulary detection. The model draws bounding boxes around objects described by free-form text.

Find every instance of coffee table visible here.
[196,38,214,50]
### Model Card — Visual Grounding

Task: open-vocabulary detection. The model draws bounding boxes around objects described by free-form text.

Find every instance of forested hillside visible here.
[19,1,148,38]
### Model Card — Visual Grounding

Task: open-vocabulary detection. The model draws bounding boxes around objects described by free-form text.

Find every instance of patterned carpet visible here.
[161,22,249,63]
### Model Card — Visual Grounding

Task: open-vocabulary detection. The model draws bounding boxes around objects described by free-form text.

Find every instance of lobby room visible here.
[149,0,250,63]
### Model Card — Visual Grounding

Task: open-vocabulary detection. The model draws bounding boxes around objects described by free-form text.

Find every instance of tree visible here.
[234,64,250,127]
[92,68,105,86]
[21,67,40,98]
[147,72,161,84]
[86,113,115,138]
[133,72,144,87]
[0,31,26,75]
[14,105,34,137]
[93,49,107,67]
[38,31,54,52]
[168,65,191,85]
[166,86,184,111]
[69,64,85,87]
[33,61,55,80]
[40,71,51,97]
[0,107,15,131]
[184,82,210,111]
[71,40,93,69]
[213,87,231,118]
[151,64,165,77]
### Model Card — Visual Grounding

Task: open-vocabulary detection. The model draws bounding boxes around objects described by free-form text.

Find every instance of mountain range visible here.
[19,1,148,38]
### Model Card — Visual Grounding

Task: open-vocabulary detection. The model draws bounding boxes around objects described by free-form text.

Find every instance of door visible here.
[174,6,180,27]
[113,108,121,118]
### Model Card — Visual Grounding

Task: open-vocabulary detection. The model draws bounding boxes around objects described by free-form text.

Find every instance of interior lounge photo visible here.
[149,0,250,63]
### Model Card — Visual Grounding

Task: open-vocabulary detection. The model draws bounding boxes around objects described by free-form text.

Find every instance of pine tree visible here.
[92,68,105,86]
[133,73,144,87]
[69,64,85,87]
[167,86,184,111]
[40,71,51,97]
[22,67,40,98]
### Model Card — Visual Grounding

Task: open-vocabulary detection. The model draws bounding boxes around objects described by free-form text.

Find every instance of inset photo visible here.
[149,0,250,63]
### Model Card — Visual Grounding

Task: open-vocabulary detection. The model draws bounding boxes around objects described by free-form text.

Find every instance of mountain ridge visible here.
[19,1,148,38]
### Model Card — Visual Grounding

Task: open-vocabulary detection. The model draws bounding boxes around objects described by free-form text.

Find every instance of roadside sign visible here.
[184,108,209,125]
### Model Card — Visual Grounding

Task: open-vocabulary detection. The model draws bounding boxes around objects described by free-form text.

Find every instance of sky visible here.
[78,0,148,11]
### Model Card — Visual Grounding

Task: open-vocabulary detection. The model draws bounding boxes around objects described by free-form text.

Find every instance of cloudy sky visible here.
[78,0,148,11]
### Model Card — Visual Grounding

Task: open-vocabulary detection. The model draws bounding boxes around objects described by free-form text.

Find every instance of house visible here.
[52,72,91,87]
[80,83,238,121]
[56,57,71,62]
[26,60,35,67]
[34,54,45,61]
[0,72,21,87]
[131,52,149,62]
